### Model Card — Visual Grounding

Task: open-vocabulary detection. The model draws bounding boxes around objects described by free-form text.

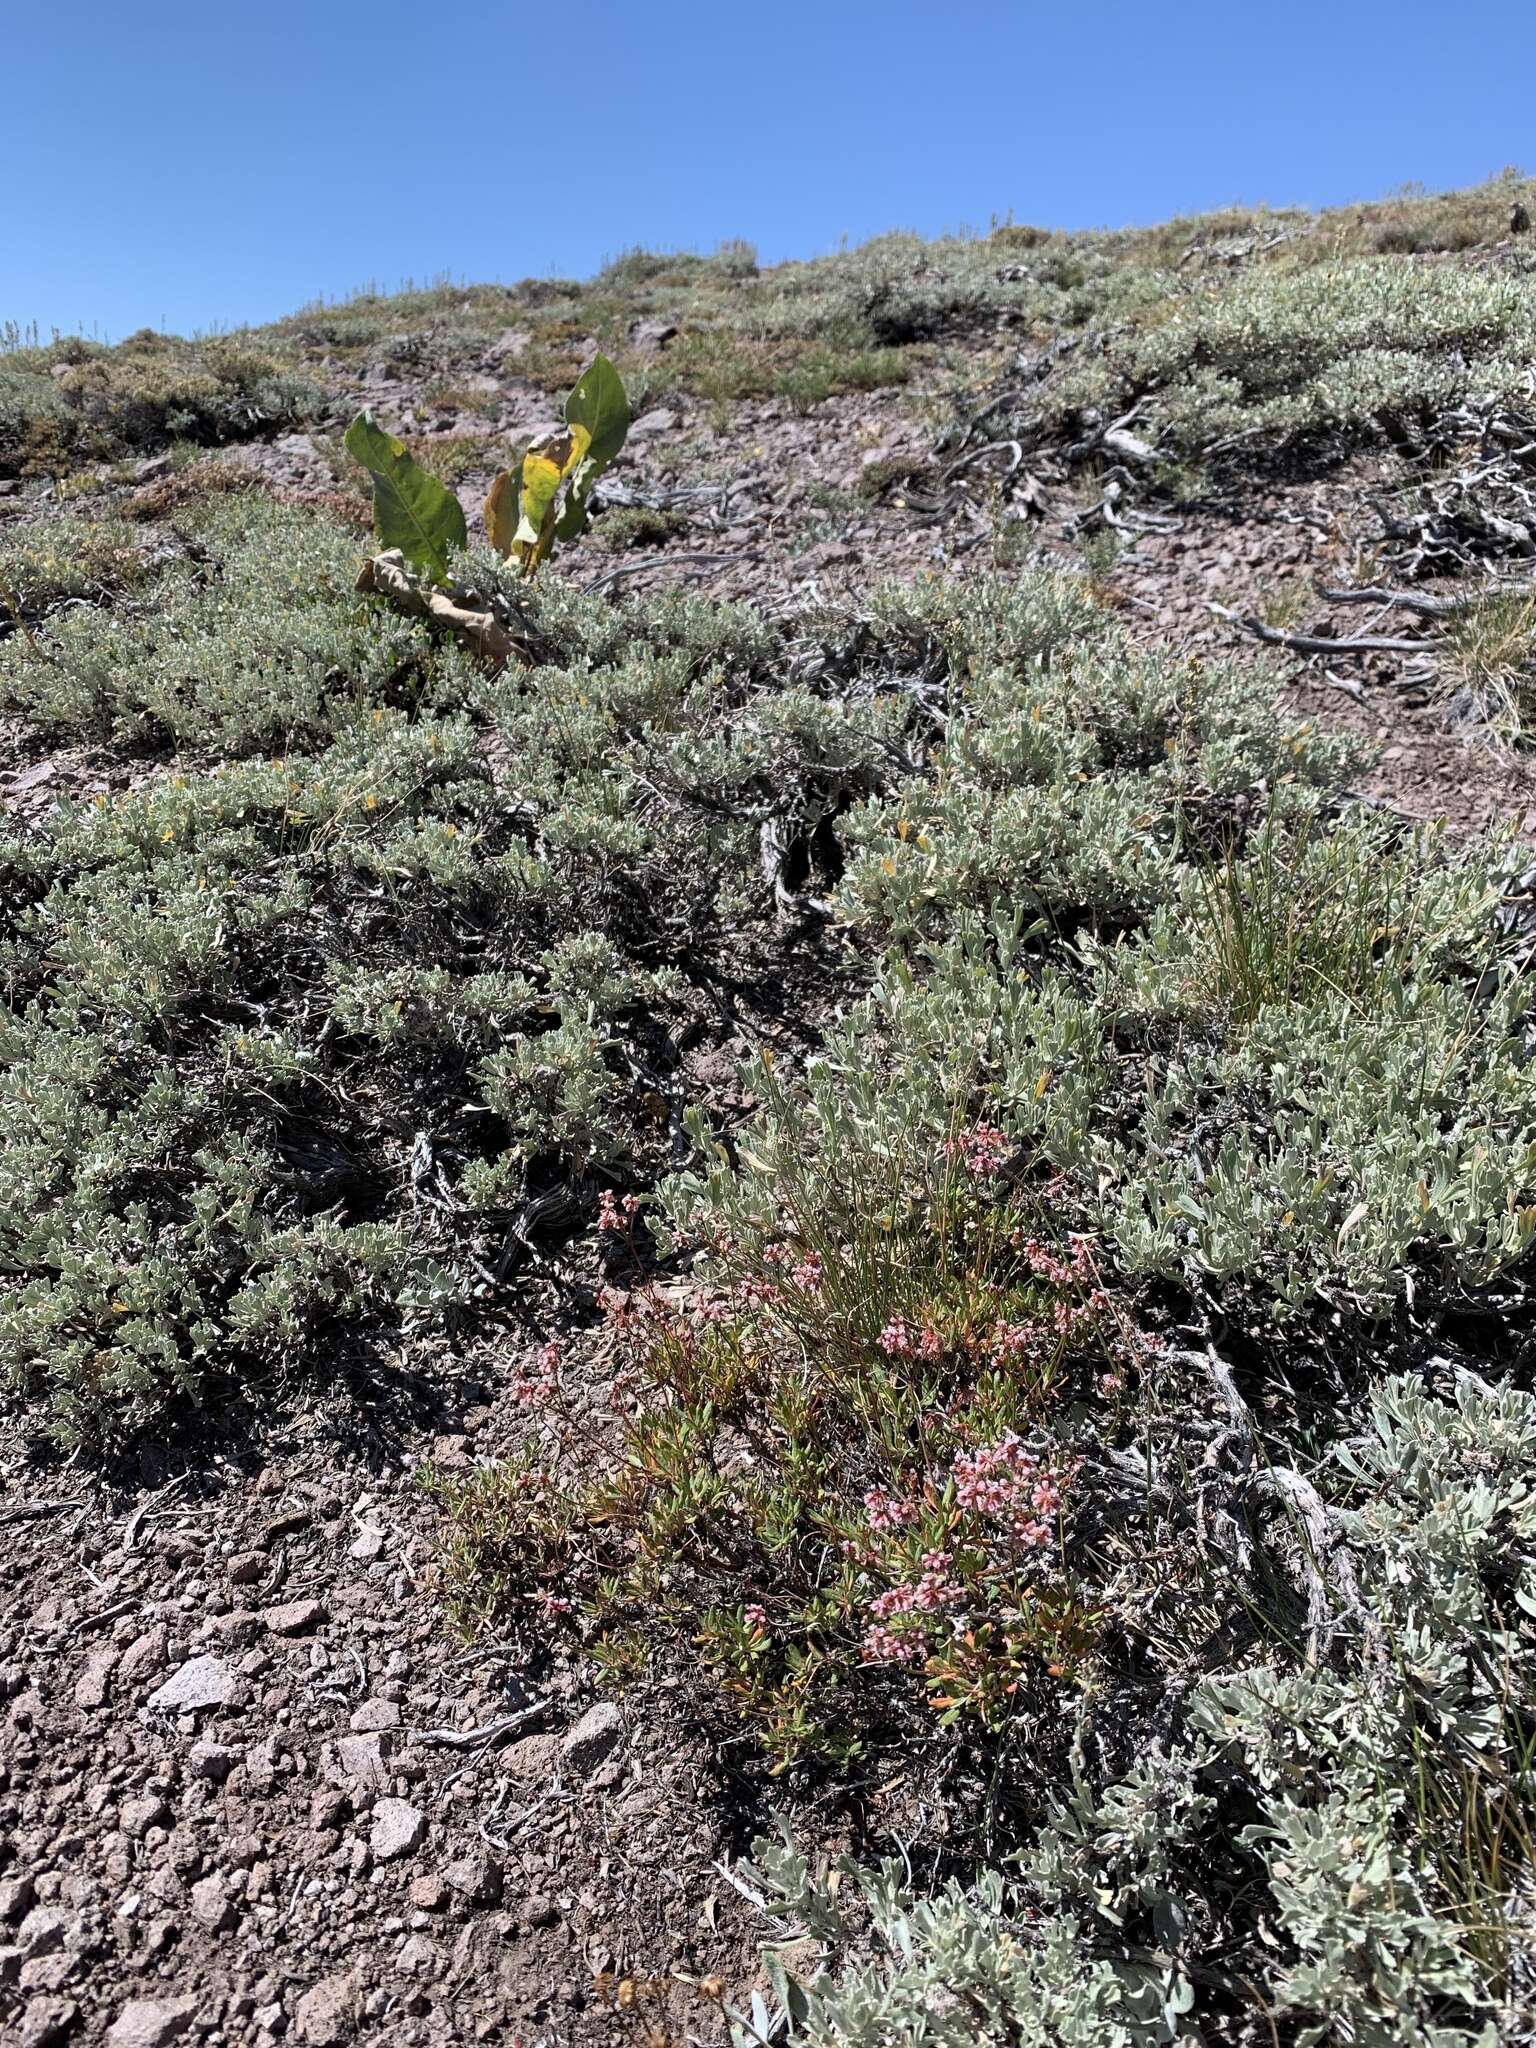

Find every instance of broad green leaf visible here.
[344,414,467,583]
[555,353,630,544]
[565,352,629,469]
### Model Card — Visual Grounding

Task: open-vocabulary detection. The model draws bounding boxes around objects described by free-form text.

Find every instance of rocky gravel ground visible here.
[5,304,1536,2046]
[0,1410,768,2048]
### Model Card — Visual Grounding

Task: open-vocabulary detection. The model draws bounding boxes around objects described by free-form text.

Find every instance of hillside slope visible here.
[3,178,1536,2048]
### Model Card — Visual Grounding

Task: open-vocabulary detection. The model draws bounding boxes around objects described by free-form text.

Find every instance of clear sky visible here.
[9,0,1534,342]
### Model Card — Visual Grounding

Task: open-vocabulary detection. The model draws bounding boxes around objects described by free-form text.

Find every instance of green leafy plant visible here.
[486,351,630,575]
[343,411,468,582]
[345,354,629,584]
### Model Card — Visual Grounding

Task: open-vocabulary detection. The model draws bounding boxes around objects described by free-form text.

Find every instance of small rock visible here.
[120,1795,170,1842]
[19,1996,79,2047]
[630,317,677,356]
[0,1876,36,1923]
[17,1909,67,1960]
[203,1610,258,1649]
[119,1628,168,1684]
[347,1524,385,1562]
[227,1552,266,1586]
[310,1788,350,1830]
[394,1932,437,1976]
[335,1734,390,1791]
[443,1853,502,1907]
[523,1895,559,1930]
[146,1655,231,1713]
[188,1741,238,1784]
[628,407,678,438]
[104,1999,196,2048]
[560,1701,623,1775]
[407,1874,447,1913]
[189,1876,235,1932]
[294,1972,358,2046]
[369,1798,425,1864]
[347,1699,400,1733]
[73,1646,116,1711]
[262,1598,326,1637]
[20,1957,73,1995]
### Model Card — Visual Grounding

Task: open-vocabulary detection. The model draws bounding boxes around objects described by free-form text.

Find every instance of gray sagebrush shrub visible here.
[742,1373,1536,2047]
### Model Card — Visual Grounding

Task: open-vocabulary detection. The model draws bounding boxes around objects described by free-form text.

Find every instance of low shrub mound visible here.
[416,577,1534,2040]
[0,330,323,478]
[740,1369,1536,2045]
[0,496,908,1441]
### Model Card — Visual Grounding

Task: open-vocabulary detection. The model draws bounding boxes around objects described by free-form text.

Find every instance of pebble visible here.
[17,1907,67,1959]
[104,1999,196,2048]
[262,1598,327,1637]
[120,1796,170,1842]
[146,1655,232,1713]
[294,1971,358,2045]
[368,1798,425,1863]
[119,1629,168,1683]
[0,1875,36,1923]
[18,1996,79,2047]
[523,1895,559,1929]
[560,1701,623,1775]
[188,1741,239,1784]
[347,1698,400,1733]
[189,1876,235,1932]
[443,1852,502,1906]
[335,1733,391,1790]
[73,1646,116,1710]
[395,1932,437,1975]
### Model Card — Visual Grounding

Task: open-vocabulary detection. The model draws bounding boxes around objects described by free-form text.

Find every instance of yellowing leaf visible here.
[484,470,519,556]
[509,424,592,574]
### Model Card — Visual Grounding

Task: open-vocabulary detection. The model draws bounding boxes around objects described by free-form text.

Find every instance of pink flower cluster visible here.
[1018,1234,1097,1288]
[597,1189,641,1234]
[952,1433,1064,1549]
[861,1550,966,1663]
[762,1244,823,1294]
[734,1275,779,1307]
[864,1487,919,1532]
[947,1122,1010,1179]
[991,1288,1110,1365]
[512,1339,560,1410]
[877,1317,945,1361]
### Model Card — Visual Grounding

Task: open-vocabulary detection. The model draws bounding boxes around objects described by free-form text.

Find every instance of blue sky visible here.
[9,0,1534,341]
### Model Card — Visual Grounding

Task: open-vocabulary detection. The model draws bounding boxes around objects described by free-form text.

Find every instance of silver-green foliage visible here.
[744,1374,1536,2046]
[670,586,1535,1315]
[0,500,912,1439]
